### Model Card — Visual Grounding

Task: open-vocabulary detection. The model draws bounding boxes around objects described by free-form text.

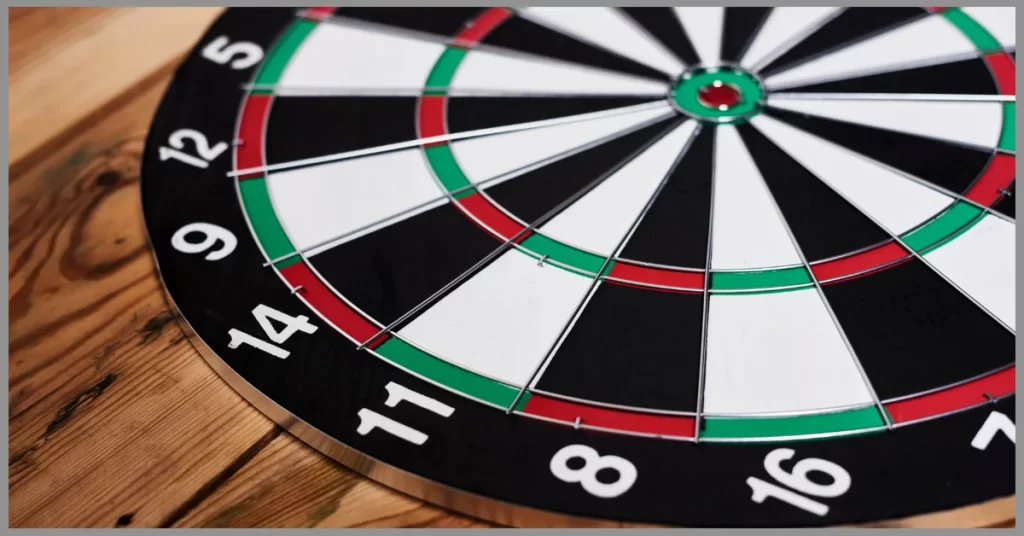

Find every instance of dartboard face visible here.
[142,6,1017,527]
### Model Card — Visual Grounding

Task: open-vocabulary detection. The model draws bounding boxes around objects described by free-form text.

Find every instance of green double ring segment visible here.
[702,405,886,441]
[671,66,764,123]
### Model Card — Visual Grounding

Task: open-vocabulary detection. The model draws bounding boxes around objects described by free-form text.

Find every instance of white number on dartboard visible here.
[159,129,228,169]
[171,222,237,261]
[202,36,264,69]
[228,304,318,359]
[550,444,637,499]
[746,448,850,517]
[356,382,454,445]
[972,411,1015,450]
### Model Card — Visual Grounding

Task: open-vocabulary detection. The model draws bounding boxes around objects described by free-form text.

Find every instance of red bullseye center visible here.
[697,81,742,109]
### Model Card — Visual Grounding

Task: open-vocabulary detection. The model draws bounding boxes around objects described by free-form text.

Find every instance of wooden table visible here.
[7,7,1014,529]
[8,7,489,528]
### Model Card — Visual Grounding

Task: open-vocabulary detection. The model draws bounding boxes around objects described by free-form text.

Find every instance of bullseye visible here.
[670,66,764,123]
[697,81,742,110]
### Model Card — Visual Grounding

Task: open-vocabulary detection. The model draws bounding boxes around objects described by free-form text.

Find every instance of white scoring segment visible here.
[517,7,685,77]
[766,97,1006,152]
[704,289,876,415]
[922,215,1016,330]
[748,114,954,236]
[276,21,446,94]
[397,249,594,387]
[763,14,979,91]
[710,125,802,270]
[535,120,698,257]
[450,48,669,97]
[451,103,674,193]
[267,149,447,256]
[673,7,724,66]
[739,7,842,70]
[960,7,1015,49]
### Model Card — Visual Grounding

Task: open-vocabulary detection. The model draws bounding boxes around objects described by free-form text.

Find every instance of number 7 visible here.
[972,411,1015,450]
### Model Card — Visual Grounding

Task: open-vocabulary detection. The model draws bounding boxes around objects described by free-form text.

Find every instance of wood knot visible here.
[95,170,120,187]
[116,513,135,527]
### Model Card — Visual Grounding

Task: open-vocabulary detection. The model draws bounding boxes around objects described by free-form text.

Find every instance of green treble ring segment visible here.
[671,66,765,123]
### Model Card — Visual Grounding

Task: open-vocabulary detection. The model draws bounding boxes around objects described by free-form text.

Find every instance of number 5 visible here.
[202,36,264,70]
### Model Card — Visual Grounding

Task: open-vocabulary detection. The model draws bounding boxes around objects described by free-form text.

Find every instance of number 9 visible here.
[172,222,237,261]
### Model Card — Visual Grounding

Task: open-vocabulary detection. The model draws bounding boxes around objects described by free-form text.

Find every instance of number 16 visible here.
[747,448,851,517]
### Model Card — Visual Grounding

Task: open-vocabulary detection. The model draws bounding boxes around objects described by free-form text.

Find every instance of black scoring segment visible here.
[736,122,891,262]
[483,118,675,225]
[992,181,1015,219]
[266,97,418,164]
[765,106,993,196]
[620,8,701,67]
[307,204,498,326]
[446,96,658,134]
[334,7,486,37]
[779,57,999,95]
[617,124,714,268]
[759,8,926,76]
[821,257,1015,400]
[535,281,704,412]
[720,8,772,63]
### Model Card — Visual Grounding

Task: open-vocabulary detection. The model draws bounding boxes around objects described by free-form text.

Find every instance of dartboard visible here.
[142,6,1017,527]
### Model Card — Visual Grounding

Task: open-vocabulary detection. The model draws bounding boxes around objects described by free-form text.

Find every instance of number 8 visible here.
[550,444,637,499]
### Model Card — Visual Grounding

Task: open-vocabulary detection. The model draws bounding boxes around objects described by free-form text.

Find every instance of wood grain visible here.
[8,7,482,528]
[173,433,492,528]
[8,7,223,171]
[8,64,278,528]
[7,7,1014,529]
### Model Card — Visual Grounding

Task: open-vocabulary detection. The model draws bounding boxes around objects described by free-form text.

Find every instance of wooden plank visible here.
[10,8,115,72]
[7,7,283,527]
[7,67,280,527]
[8,7,224,169]
[174,433,492,528]
[10,60,177,415]
[7,7,479,528]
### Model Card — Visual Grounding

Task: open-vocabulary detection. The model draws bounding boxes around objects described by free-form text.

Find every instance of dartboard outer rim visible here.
[140,6,1017,528]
